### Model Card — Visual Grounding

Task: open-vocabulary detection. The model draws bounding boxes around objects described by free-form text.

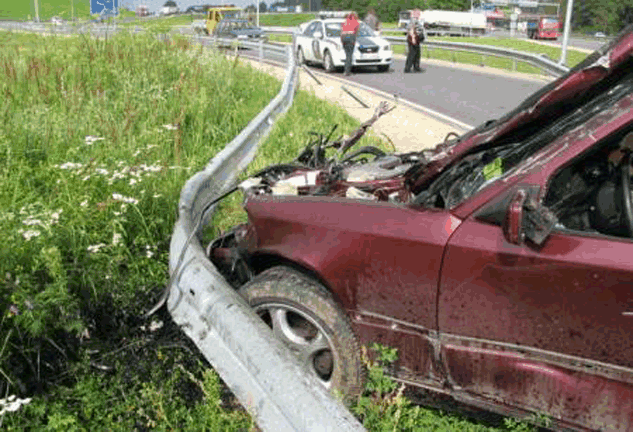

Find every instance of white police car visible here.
[295,17,393,73]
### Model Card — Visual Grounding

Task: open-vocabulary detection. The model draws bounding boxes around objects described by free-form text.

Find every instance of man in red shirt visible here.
[341,12,360,76]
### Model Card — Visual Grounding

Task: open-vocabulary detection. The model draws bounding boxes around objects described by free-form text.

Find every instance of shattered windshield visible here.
[326,22,375,37]
[414,73,633,209]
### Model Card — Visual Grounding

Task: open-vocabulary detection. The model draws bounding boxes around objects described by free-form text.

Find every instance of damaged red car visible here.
[208,27,633,431]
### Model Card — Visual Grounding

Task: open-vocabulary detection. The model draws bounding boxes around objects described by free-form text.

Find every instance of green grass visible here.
[0,0,136,22]
[0,29,539,431]
[257,12,316,27]
[0,0,89,21]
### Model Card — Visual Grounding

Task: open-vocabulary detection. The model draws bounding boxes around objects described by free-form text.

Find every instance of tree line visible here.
[321,0,471,23]
[320,0,633,33]
[565,0,633,34]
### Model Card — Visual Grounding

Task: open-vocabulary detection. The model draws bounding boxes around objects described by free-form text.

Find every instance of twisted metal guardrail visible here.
[262,26,570,77]
[165,38,367,432]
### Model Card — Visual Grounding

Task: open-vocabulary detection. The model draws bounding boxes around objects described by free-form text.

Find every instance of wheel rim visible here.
[254,302,335,388]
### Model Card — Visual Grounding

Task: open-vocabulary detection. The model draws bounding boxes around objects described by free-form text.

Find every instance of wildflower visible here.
[129,178,137,186]
[20,229,40,240]
[95,168,109,176]
[84,135,104,145]
[50,210,62,223]
[112,193,138,205]
[112,233,122,246]
[140,164,162,173]
[80,200,89,207]
[8,305,20,317]
[22,217,42,226]
[87,243,107,253]
[58,162,83,170]
[162,124,179,131]
[82,175,91,181]
[0,395,32,416]
[140,319,163,332]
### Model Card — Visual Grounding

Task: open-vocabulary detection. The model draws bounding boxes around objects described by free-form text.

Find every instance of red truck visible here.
[526,16,560,40]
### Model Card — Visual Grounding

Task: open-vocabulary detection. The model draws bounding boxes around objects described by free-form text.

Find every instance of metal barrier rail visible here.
[385,36,570,76]
[261,26,570,77]
[166,38,367,432]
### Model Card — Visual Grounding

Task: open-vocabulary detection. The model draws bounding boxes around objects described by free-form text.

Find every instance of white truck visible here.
[399,9,487,36]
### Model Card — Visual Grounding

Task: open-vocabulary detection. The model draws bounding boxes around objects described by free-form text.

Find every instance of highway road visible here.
[341,58,548,127]
[230,40,552,129]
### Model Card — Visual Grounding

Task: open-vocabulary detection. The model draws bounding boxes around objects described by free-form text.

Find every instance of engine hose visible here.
[340,146,386,164]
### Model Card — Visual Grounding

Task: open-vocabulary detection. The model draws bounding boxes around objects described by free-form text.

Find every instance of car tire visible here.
[238,266,364,402]
[297,47,306,65]
[323,50,335,73]
[378,64,389,72]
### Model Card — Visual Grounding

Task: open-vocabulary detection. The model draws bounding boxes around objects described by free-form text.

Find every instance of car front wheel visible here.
[238,266,364,402]
[323,51,335,73]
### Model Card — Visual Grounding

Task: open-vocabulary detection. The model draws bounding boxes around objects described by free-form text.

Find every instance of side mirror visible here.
[314,31,323,39]
[503,190,558,246]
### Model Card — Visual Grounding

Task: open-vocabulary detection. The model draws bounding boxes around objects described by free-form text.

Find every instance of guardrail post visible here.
[259,39,264,61]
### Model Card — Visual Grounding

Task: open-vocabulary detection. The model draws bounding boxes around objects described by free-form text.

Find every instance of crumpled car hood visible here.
[408,25,633,192]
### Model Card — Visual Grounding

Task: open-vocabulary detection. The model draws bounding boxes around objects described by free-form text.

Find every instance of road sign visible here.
[91,0,119,16]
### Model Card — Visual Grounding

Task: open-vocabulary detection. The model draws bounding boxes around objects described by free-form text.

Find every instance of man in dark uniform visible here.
[404,19,425,73]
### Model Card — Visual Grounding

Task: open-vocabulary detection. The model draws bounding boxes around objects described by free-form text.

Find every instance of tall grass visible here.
[0,30,277,428]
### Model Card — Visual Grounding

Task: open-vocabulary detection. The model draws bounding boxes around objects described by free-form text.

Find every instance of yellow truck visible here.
[192,6,244,35]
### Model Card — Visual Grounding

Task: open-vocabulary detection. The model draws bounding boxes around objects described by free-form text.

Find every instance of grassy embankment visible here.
[0,29,540,431]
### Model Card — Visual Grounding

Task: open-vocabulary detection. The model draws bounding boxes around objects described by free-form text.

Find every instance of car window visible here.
[325,22,341,37]
[544,128,633,239]
[304,21,319,36]
[358,23,375,37]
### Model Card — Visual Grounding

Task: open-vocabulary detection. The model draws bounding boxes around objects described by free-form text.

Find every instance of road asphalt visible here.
[239,53,554,153]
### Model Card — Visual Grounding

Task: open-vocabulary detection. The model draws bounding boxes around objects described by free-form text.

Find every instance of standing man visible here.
[341,12,360,76]
[404,19,425,73]
[364,8,380,34]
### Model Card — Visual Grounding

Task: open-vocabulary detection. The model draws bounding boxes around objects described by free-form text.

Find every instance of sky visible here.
[119,0,261,13]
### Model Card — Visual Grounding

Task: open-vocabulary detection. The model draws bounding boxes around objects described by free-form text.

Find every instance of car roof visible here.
[312,18,344,24]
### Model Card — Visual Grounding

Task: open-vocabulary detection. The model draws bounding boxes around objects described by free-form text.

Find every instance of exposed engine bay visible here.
[236,101,428,204]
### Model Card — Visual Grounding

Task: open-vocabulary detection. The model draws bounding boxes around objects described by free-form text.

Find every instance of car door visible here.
[437,130,633,429]
[298,21,319,62]
[311,22,325,62]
